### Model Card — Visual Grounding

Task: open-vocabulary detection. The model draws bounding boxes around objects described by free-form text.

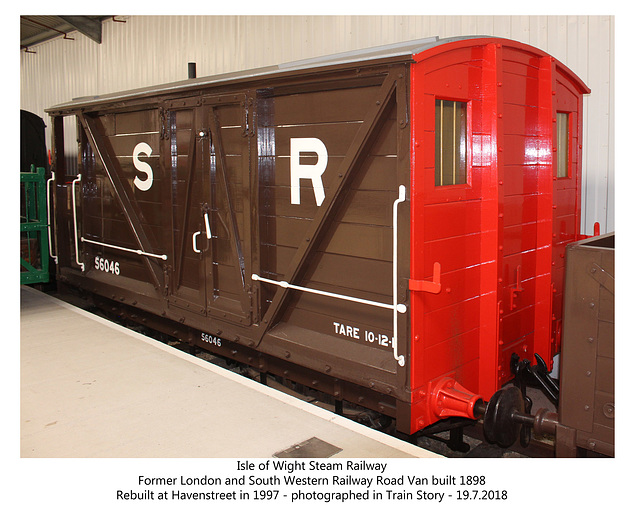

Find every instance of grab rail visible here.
[80,237,167,261]
[71,174,85,271]
[252,184,408,367]
[46,172,58,264]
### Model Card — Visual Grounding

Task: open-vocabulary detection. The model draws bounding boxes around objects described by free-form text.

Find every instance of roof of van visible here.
[47,36,491,112]
[48,35,589,113]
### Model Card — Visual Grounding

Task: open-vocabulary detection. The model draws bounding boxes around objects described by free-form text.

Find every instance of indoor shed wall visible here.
[20,15,614,234]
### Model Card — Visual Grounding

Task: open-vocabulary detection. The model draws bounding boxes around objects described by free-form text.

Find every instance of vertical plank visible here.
[509,16,531,44]
[547,16,568,63]
[605,19,615,233]
[584,16,612,234]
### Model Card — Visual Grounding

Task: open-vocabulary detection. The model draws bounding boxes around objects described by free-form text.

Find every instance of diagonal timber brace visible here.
[255,72,399,344]
[209,108,247,291]
[208,107,253,317]
[78,113,164,292]
[174,127,197,286]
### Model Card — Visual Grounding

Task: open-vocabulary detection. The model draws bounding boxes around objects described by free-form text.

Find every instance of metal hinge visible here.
[509,265,524,310]
[160,108,171,140]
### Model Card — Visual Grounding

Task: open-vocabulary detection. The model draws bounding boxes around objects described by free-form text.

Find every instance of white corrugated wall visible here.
[20,15,614,233]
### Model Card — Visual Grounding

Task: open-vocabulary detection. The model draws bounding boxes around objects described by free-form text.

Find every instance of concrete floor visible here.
[20,286,438,458]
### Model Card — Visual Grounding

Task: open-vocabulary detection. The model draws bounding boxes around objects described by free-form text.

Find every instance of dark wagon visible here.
[47,36,601,452]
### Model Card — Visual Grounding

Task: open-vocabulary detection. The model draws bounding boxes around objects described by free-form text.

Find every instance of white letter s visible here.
[133,142,154,192]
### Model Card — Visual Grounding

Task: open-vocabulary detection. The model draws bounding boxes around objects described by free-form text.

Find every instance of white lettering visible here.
[133,142,154,191]
[332,321,360,340]
[290,138,328,206]
[94,256,120,276]
[332,321,390,347]
[201,332,222,347]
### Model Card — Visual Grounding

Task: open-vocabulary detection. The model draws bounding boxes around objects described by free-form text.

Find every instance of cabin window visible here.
[557,112,570,178]
[435,99,467,186]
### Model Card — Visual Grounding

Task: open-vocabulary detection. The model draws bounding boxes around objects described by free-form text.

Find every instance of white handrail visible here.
[46,172,58,264]
[204,212,212,239]
[251,274,406,313]
[251,185,408,368]
[81,237,168,260]
[71,174,85,271]
[392,185,406,367]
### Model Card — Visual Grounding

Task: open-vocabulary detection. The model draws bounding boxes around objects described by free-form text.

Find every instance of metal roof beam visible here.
[59,16,103,44]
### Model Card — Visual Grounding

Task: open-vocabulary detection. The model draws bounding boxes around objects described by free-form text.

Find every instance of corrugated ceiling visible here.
[20,15,110,50]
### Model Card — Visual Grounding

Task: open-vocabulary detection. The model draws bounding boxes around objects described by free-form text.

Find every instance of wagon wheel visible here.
[483,386,525,448]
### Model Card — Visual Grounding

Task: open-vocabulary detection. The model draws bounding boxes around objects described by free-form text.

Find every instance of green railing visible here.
[20,165,50,284]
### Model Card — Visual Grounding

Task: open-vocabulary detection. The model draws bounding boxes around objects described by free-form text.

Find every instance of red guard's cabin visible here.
[406,37,589,432]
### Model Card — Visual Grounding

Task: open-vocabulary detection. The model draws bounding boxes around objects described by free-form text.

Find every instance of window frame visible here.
[434,98,471,188]
[556,111,572,179]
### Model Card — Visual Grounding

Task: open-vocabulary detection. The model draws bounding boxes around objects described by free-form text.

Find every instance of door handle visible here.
[192,231,202,253]
[204,211,212,239]
[193,211,212,253]
[409,262,442,294]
